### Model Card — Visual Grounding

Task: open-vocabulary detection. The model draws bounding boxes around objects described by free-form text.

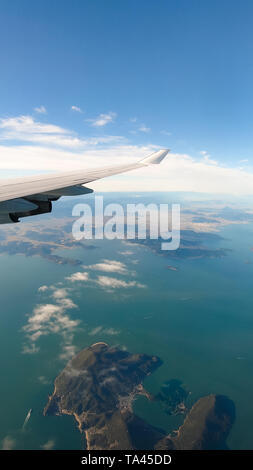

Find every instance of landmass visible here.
[44,343,163,449]
[155,394,235,450]
[1,197,250,265]
[0,217,98,265]
[0,217,230,265]
[154,379,189,415]
[129,232,230,260]
[44,343,235,450]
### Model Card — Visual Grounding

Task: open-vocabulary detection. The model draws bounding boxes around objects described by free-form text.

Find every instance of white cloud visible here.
[23,283,82,358]
[34,105,47,114]
[87,112,117,127]
[68,149,253,195]
[89,326,103,336]
[202,154,218,165]
[103,328,120,335]
[96,275,145,290]
[71,105,82,113]
[118,250,135,256]
[89,326,120,336]
[199,150,217,165]
[26,303,63,328]
[41,439,55,450]
[57,297,77,309]
[22,298,79,355]
[38,376,50,385]
[0,142,154,174]
[38,285,48,292]
[66,272,89,282]
[39,285,76,310]
[138,125,151,133]
[161,130,172,136]
[1,436,16,450]
[51,288,70,300]
[29,331,44,342]
[59,344,77,361]
[0,115,65,135]
[0,115,83,149]
[51,288,77,309]
[1,114,253,194]
[0,115,124,150]
[86,259,128,275]
[86,135,125,145]
[22,343,40,355]
[63,366,88,378]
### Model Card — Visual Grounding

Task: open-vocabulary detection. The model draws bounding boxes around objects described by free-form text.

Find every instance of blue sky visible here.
[1,0,253,193]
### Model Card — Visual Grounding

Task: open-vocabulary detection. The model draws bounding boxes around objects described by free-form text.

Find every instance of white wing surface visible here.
[0,149,169,224]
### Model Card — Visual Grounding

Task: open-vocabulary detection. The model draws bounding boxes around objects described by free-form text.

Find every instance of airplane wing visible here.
[0,149,169,224]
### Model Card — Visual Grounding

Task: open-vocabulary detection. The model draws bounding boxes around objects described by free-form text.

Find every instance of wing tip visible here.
[141,149,170,165]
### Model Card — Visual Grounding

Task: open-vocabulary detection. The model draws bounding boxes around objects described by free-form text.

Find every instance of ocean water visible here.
[0,221,253,449]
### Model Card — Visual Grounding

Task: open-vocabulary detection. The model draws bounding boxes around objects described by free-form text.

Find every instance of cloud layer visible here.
[22,286,79,356]
[22,257,145,355]
[85,259,129,275]
[86,111,117,127]
[2,114,253,194]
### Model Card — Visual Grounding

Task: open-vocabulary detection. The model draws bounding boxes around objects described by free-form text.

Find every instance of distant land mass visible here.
[44,343,235,450]
[129,230,230,260]
[1,192,246,267]
[2,190,249,266]
[0,216,230,265]
[0,218,98,265]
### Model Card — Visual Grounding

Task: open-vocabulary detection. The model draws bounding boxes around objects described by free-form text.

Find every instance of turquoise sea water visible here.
[1,221,253,449]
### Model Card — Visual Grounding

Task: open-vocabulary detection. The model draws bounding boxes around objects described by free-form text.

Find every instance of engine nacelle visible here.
[0,186,94,224]
[13,200,52,221]
[0,213,19,224]
[0,198,38,214]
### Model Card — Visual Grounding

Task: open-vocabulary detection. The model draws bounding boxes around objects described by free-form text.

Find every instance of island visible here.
[155,394,235,450]
[44,342,163,449]
[44,343,235,450]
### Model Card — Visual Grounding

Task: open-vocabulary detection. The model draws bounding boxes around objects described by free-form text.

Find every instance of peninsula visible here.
[44,343,235,450]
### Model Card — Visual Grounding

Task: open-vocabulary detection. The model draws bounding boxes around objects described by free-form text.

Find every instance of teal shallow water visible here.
[0,222,253,449]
